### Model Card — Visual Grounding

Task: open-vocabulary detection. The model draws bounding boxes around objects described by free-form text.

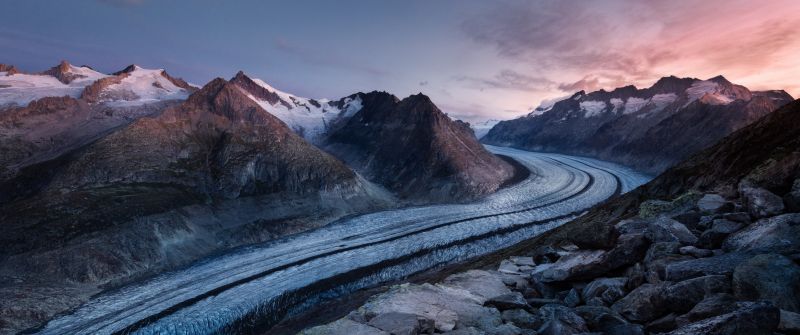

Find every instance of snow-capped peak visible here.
[230,72,363,143]
[95,65,192,106]
[0,61,109,107]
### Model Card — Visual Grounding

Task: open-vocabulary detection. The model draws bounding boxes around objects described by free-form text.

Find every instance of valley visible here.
[35,146,649,334]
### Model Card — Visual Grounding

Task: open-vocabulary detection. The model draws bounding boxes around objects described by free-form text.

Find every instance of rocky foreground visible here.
[300,184,800,335]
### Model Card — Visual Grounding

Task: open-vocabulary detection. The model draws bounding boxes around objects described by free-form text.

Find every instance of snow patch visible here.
[0,66,107,107]
[579,100,607,118]
[623,97,648,115]
[102,67,190,106]
[245,78,363,143]
[470,119,500,139]
[609,98,624,113]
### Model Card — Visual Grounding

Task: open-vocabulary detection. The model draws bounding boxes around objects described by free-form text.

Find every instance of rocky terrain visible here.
[300,100,800,334]
[0,74,393,334]
[482,76,794,174]
[323,92,515,201]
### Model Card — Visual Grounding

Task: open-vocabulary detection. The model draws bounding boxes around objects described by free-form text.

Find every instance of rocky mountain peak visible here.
[649,75,696,94]
[42,60,86,84]
[229,71,285,106]
[0,64,19,75]
[114,64,141,75]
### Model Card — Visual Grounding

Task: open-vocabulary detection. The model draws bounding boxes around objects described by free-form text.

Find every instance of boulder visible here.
[582,277,627,303]
[485,292,530,311]
[574,305,643,335]
[698,219,744,249]
[721,212,751,224]
[646,313,678,333]
[644,242,681,264]
[300,318,391,335]
[671,211,702,230]
[732,253,800,312]
[526,298,564,307]
[531,234,649,283]
[536,304,589,335]
[647,217,698,245]
[784,179,800,212]
[611,283,670,322]
[674,293,737,326]
[661,275,731,313]
[368,312,428,335]
[664,301,779,335]
[564,288,581,307]
[723,213,800,255]
[509,256,536,267]
[624,263,646,290]
[442,270,512,302]
[697,194,731,213]
[779,309,800,334]
[678,246,713,258]
[498,260,522,275]
[740,186,785,219]
[665,252,751,282]
[501,309,542,329]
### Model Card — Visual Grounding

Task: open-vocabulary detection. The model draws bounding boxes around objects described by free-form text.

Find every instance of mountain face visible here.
[323,91,516,201]
[482,76,794,174]
[229,71,363,144]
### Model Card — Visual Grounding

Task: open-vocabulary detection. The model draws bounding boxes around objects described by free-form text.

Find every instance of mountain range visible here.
[481,75,794,174]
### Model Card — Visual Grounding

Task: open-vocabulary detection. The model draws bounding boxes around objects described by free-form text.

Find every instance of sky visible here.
[2,0,800,123]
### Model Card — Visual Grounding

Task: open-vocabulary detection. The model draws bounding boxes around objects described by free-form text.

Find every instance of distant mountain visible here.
[323,91,516,201]
[482,75,794,174]
[469,118,500,139]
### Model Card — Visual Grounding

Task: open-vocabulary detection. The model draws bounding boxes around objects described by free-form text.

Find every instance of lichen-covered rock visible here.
[732,253,800,312]
[722,213,800,255]
[740,186,785,218]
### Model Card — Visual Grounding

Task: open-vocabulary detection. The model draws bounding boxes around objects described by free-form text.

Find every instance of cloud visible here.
[274,38,387,77]
[558,76,600,93]
[455,69,554,92]
[419,80,429,86]
[461,0,800,93]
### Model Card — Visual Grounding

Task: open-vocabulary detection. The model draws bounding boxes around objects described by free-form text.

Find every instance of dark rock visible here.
[368,312,426,335]
[785,179,800,212]
[582,277,627,303]
[536,304,589,335]
[486,292,530,311]
[740,186,785,219]
[674,293,737,326]
[697,194,731,213]
[664,301,779,335]
[301,318,391,335]
[662,275,731,313]
[721,212,751,224]
[564,288,581,307]
[646,313,678,333]
[501,309,542,329]
[698,219,744,249]
[531,234,648,283]
[645,242,681,263]
[732,253,800,312]
[623,263,645,291]
[646,254,694,283]
[723,213,800,255]
[678,246,714,258]
[779,309,800,334]
[611,283,670,322]
[526,298,564,307]
[665,252,751,282]
[647,217,698,245]
[671,211,702,230]
[574,305,642,335]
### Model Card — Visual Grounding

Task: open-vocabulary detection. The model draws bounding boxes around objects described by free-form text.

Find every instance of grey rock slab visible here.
[581,277,627,303]
[485,292,530,311]
[442,270,513,302]
[732,253,800,312]
[367,312,425,335]
[674,293,737,326]
[779,309,800,334]
[723,213,800,255]
[648,216,698,245]
[740,186,785,219]
[300,318,391,335]
[501,308,542,329]
[678,246,713,258]
[665,252,751,282]
[697,194,729,213]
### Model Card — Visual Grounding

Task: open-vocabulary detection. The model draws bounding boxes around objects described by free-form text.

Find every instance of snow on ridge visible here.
[0,67,108,107]
[101,66,190,106]
[529,95,569,117]
[623,97,648,115]
[609,98,624,113]
[579,100,607,118]
[245,76,363,143]
[686,80,720,102]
